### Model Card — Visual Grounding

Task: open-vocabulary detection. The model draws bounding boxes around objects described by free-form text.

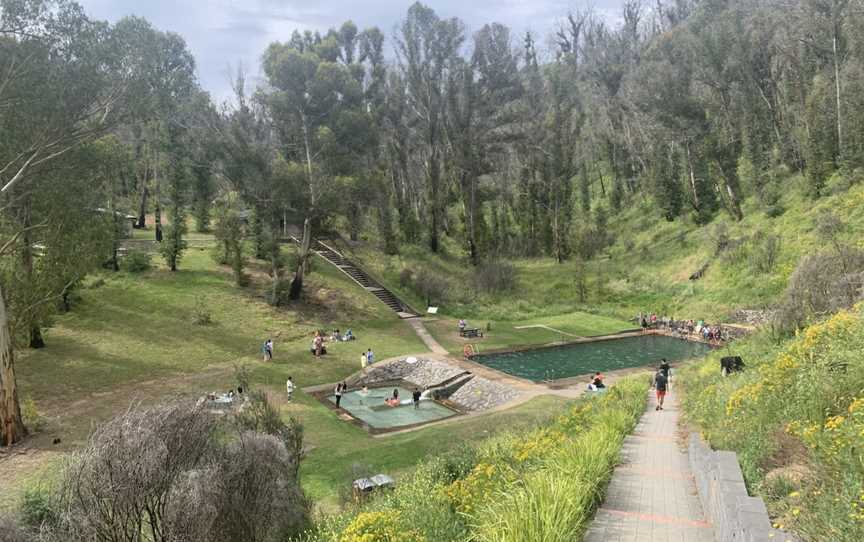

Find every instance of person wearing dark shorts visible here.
[653,367,668,411]
[659,358,671,391]
[412,388,421,409]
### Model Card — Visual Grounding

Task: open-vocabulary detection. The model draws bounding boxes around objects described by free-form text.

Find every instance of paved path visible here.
[406,319,449,355]
[585,389,717,542]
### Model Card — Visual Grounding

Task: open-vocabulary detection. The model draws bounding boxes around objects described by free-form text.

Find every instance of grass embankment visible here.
[304,376,649,542]
[8,248,571,511]
[345,178,864,328]
[679,306,864,541]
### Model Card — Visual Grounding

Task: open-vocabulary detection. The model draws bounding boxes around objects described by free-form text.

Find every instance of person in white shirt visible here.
[286,376,295,402]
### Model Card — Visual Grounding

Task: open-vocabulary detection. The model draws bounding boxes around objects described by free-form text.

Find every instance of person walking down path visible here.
[584,388,716,542]
[659,358,672,391]
[262,339,273,361]
[360,351,368,369]
[286,376,295,402]
[366,348,374,365]
[653,367,669,411]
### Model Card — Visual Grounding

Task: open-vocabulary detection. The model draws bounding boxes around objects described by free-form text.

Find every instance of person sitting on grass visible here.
[344,329,354,341]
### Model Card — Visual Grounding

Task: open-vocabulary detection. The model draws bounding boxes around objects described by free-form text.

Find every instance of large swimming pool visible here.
[329,386,458,429]
[472,334,711,382]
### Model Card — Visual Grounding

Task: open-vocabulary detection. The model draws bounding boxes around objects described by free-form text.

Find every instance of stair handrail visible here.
[316,239,344,259]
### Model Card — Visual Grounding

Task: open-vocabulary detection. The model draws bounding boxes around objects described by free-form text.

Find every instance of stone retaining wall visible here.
[688,433,795,542]
[350,357,521,412]
[351,358,465,389]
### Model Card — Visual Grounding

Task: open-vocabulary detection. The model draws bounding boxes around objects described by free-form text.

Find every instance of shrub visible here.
[339,511,424,542]
[472,261,517,294]
[399,267,414,289]
[192,300,213,326]
[748,231,781,273]
[414,268,449,307]
[41,400,309,542]
[21,398,46,433]
[21,486,57,528]
[774,249,864,333]
[0,515,30,542]
[123,250,151,272]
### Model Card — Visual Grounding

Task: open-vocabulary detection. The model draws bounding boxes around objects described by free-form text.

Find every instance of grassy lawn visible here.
[423,312,633,355]
[5,246,582,512]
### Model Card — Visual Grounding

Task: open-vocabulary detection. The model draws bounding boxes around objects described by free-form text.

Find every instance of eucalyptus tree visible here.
[395,2,465,252]
[262,26,369,300]
[0,0,167,446]
[446,23,522,264]
[218,75,304,302]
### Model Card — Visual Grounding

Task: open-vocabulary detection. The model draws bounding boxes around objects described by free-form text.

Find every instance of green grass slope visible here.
[344,177,864,326]
[678,306,864,541]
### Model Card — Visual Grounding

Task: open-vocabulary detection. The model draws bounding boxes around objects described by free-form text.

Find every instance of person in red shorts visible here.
[653,366,668,411]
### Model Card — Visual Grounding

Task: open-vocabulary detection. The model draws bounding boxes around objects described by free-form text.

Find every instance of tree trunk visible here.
[136,183,148,229]
[428,146,440,253]
[21,199,44,349]
[463,171,479,266]
[289,218,311,301]
[686,142,700,211]
[0,282,26,447]
[832,30,843,157]
[154,161,163,243]
[291,112,317,301]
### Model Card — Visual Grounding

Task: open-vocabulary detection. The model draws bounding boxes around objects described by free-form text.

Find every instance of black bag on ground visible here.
[720,356,745,375]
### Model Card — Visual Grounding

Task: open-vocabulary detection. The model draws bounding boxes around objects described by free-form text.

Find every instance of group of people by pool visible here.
[637,312,729,344]
[382,387,427,409]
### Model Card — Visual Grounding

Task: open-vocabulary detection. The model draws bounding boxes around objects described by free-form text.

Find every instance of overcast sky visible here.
[78,0,624,102]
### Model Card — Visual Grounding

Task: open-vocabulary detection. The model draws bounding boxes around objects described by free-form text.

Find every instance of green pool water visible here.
[473,335,712,382]
[329,386,458,428]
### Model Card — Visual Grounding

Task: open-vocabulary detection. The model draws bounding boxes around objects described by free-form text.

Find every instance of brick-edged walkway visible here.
[585,389,717,542]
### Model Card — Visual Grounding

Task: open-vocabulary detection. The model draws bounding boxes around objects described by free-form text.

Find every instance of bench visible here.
[459,328,483,338]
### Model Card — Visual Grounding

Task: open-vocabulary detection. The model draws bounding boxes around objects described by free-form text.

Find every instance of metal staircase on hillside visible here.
[289,238,419,319]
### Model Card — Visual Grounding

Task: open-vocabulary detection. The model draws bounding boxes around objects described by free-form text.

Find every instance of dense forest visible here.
[2,0,864,445]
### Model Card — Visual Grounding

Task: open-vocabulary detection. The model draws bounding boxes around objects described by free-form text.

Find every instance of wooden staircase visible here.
[290,238,419,319]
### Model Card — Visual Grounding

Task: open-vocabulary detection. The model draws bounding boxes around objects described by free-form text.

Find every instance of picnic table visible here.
[459,328,483,338]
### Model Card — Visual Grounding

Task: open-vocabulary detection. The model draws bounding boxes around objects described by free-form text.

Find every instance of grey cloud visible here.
[78,0,627,101]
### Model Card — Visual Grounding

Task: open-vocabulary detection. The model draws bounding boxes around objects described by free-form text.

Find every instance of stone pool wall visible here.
[351,357,520,412]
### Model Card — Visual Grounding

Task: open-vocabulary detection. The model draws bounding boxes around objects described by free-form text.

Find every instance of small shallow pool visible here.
[473,334,711,382]
[328,386,458,429]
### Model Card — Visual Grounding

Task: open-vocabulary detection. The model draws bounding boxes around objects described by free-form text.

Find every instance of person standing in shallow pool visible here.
[334,382,343,408]
[412,388,422,409]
